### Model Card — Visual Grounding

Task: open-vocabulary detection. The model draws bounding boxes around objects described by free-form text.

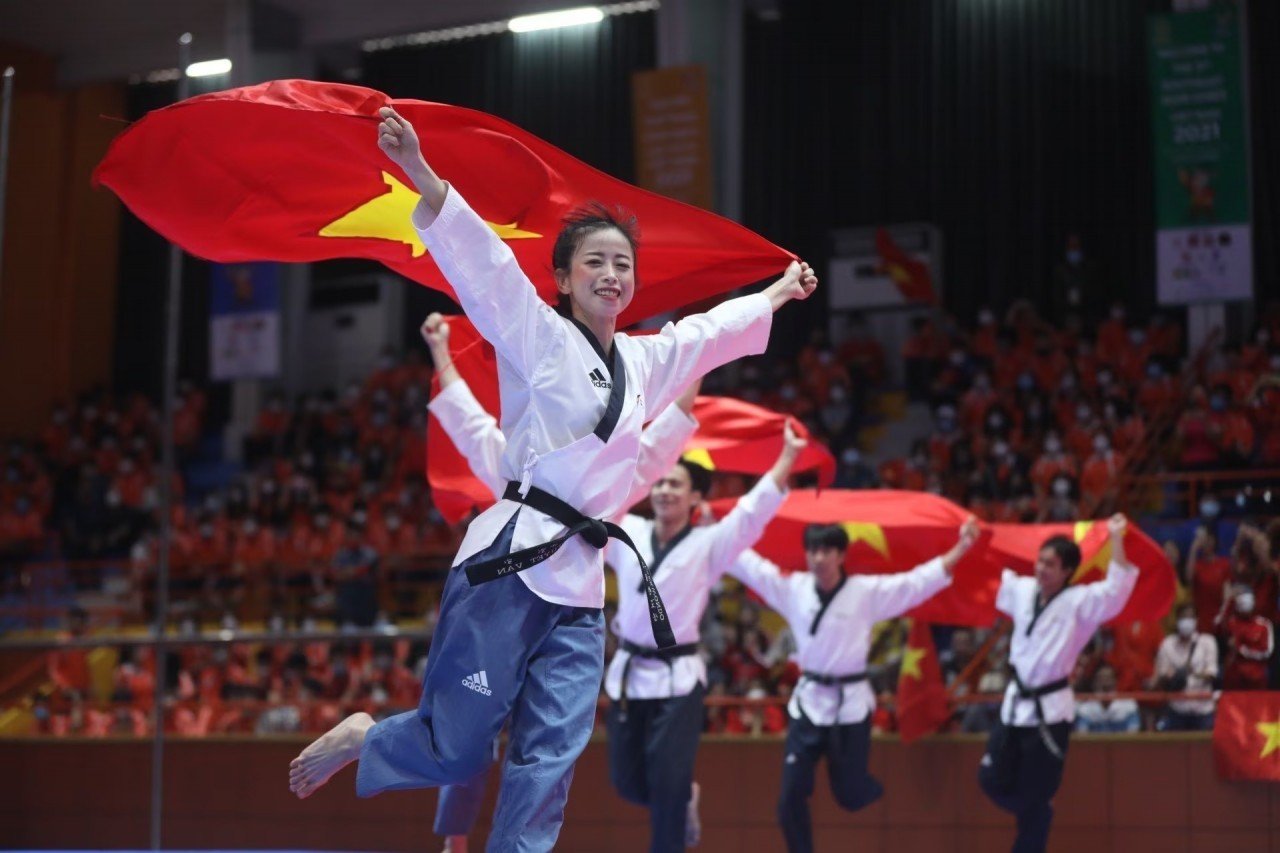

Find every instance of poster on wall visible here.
[210,262,281,380]
[631,64,714,211]
[1148,5,1252,305]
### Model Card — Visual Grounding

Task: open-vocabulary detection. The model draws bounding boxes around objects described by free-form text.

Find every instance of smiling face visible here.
[650,463,700,527]
[555,227,636,325]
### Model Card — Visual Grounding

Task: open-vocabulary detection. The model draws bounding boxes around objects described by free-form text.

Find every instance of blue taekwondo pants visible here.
[357,558,604,853]
[605,684,706,852]
[977,720,1071,853]
[776,715,883,853]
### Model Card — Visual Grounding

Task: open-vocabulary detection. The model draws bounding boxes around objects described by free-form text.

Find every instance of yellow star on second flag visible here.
[319,171,541,257]
[1257,718,1280,759]
[900,644,927,681]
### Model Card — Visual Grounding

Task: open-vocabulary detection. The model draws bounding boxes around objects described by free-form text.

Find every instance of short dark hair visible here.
[550,202,640,313]
[676,458,712,496]
[804,523,849,553]
[1040,534,1082,573]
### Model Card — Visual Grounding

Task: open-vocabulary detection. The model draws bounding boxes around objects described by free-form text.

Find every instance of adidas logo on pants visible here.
[462,670,493,696]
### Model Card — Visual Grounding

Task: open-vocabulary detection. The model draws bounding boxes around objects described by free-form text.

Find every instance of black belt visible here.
[616,639,700,711]
[798,670,868,724]
[1011,667,1069,760]
[463,482,676,648]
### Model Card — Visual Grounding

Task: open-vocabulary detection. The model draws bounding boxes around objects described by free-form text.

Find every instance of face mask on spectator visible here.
[1076,403,1091,422]
[386,515,401,531]
[106,491,123,508]
[1111,306,1125,321]
[1051,477,1071,498]
[978,309,995,326]
[841,448,860,466]
[1129,329,1146,345]
[1146,362,1163,379]
[1016,373,1034,391]
[1199,496,1221,518]
[817,350,834,366]
[1236,592,1255,615]
[1210,395,1227,412]
[1093,435,1110,454]
[779,385,798,401]
[1176,617,1196,638]
[1066,249,1083,265]
[830,386,847,403]
[1045,436,1062,454]
[987,412,1006,430]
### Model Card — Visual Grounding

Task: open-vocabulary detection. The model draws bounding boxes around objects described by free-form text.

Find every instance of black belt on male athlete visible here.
[616,638,700,708]
[1010,667,1070,760]
[797,669,869,725]
[462,482,677,648]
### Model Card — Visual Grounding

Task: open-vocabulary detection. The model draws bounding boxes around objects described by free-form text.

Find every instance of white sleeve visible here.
[1074,560,1140,625]
[726,548,797,617]
[995,569,1021,617]
[704,477,787,577]
[860,557,953,622]
[426,381,506,500]
[615,405,699,516]
[413,187,563,381]
[1196,635,1219,678]
[632,294,773,418]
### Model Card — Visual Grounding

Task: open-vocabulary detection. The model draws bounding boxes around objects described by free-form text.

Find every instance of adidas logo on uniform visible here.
[589,368,612,389]
[462,670,493,696]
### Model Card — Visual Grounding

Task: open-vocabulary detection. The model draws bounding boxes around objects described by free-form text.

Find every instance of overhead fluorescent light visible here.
[186,58,232,78]
[508,6,604,33]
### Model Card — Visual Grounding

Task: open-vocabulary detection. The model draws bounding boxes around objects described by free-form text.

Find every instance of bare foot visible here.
[685,780,702,847]
[288,712,374,799]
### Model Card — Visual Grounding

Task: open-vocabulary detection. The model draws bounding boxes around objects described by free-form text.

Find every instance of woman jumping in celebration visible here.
[288,106,817,851]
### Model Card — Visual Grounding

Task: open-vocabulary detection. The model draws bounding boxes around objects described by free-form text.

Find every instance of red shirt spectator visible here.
[1080,438,1125,503]
[1105,620,1164,691]
[1222,602,1273,690]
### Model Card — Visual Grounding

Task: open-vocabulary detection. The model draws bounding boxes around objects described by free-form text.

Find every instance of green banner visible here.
[1148,5,1252,304]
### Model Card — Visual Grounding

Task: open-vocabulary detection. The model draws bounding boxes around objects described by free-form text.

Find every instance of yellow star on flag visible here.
[681,448,716,470]
[1070,521,1112,583]
[1257,717,1280,759]
[840,521,889,559]
[900,645,926,681]
[319,171,541,256]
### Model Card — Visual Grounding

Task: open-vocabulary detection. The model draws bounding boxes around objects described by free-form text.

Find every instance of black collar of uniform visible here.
[568,316,627,442]
[638,522,695,592]
[809,574,848,635]
[569,316,615,377]
[1027,582,1070,636]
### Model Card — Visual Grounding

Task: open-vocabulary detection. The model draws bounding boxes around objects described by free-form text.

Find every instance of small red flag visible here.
[875,228,936,304]
[425,317,499,524]
[985,520,1175,624]
[711,490,999,626]
[683,396,836,488]
[1213,692,1280,781]
[93,79,794,325]
[896,619,952,743]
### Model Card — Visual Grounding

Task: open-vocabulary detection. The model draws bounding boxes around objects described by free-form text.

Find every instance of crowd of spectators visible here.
[3,288,1278,738]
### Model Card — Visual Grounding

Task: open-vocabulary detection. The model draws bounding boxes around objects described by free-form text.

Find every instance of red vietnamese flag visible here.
[683,396,836,488]
[875,228,936,304]
[985,520,1175,624]
[710,490,1000,626]
[93,79,794,325]
[1213,692,1280,781]
[896,619,952,743]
